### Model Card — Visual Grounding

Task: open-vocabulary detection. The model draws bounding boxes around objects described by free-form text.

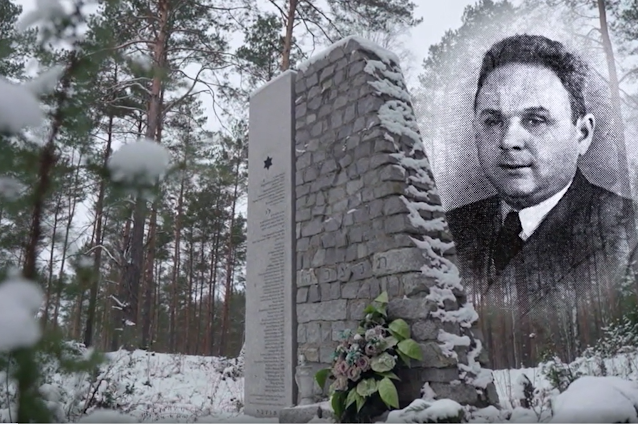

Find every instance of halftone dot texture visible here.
[410,4,638,369]
[412,8,632,212]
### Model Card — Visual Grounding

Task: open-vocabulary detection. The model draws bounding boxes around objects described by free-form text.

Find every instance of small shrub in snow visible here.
[589,312,638,358]
[215,349,244,383]
[539,356,581,393]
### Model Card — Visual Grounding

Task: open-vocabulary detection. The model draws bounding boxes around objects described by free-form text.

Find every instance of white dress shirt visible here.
[501,180,573,241]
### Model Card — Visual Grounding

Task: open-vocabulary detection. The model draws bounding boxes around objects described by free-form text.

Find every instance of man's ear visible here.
[575,113,595,156]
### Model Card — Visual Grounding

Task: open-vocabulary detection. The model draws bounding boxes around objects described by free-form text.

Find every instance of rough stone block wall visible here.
[293,37,497,407]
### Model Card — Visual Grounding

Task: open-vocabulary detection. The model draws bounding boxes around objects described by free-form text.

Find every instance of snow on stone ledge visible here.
[0,272,44,352]
[296,35,401,73]
[249,69,297,99]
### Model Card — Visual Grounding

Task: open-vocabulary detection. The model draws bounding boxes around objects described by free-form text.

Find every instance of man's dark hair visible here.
[474,34,588,123]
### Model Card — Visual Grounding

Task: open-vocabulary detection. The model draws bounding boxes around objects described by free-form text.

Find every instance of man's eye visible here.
[483,117,502,127]
[525,116,547,126]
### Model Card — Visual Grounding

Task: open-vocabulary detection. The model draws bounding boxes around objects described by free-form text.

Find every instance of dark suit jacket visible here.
[446,170,637,367]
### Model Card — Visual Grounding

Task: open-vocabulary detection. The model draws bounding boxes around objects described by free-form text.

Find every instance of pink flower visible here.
[333,360,348,377]
[364,329,377,341]
[346,365,362,382]
[333,376,348,391]
[356,355,371,372]
[365,343,377,356]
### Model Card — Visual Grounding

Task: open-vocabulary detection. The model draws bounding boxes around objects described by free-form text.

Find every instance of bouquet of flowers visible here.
[315,292,423,423]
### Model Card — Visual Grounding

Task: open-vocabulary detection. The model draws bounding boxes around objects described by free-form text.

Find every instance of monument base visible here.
[278,402,334,423]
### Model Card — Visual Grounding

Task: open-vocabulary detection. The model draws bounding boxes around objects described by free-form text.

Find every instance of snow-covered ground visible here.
[4,345,638,423]
[78,350,244,421]
[1,348,246,423]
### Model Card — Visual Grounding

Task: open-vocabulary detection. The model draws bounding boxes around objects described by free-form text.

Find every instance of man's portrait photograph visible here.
[415,2,638,369]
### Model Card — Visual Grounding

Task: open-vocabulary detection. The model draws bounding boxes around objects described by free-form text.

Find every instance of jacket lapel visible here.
[499,171,601,292]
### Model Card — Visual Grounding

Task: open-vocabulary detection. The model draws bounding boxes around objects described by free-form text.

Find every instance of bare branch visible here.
[85,245,121,266]
[163,66,207,112]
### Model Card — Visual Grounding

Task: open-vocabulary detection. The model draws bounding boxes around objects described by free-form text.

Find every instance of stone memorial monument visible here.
[245,36,498,421]
[245,71,297,418]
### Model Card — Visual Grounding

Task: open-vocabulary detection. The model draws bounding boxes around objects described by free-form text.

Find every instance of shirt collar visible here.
[501,179,573,241]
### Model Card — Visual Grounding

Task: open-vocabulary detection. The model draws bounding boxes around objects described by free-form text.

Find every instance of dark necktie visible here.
[493,211,524,272]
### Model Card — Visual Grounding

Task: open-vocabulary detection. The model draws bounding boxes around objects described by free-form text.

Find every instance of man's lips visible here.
[500,163,530,168]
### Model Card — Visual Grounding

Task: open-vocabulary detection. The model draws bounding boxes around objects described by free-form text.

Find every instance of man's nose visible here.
[500,120,526,150]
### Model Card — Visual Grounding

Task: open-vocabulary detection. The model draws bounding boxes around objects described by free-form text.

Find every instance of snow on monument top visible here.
[250,36,401,99]
[249,69,297,99]
[296,35,401,73]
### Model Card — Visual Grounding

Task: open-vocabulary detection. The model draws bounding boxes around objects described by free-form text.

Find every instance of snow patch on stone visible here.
[361,47,495,398]
[296,36,400,74]
[250,69,297,99]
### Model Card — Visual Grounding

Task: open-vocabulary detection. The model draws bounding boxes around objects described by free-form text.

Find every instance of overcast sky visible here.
[12,0,472,77]
[11,0,473,134]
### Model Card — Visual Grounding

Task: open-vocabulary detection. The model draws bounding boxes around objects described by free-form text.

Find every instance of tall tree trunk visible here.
[169,168,187,351]
[52,153,82,329]
[84,100,116,347]
[121,0,170,349]
[280,0,298,71]
[184,234,195,353]
[153,261,162,350]
[597,0,636,309]
[207,229,221,355]
[141,106,164,349]
[196,240,206,354]
[142,204,158,348]
[597,0,631,196]
[219,159,241,356]
[43,198,61,329]
[73,210,98,341]
[111,213,133,351]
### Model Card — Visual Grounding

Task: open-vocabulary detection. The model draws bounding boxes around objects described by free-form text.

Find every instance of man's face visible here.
[473,63,594,209]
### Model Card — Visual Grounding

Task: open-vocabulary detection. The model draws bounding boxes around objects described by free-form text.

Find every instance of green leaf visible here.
[346,389,366,412]
[378,377,400,409]
[370,352,396,373]
[331,391,347,421]
[397,349,412,367]
[315,368,330,390]
[356,378,378,397]
[383,336,399,348]
[388,319,411,341]
[363,304,377,315]
[345,389,358,409]
[374,291,389,304]
[356,392,366,412]
[398,339,423,361]
[379,371,401,380]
